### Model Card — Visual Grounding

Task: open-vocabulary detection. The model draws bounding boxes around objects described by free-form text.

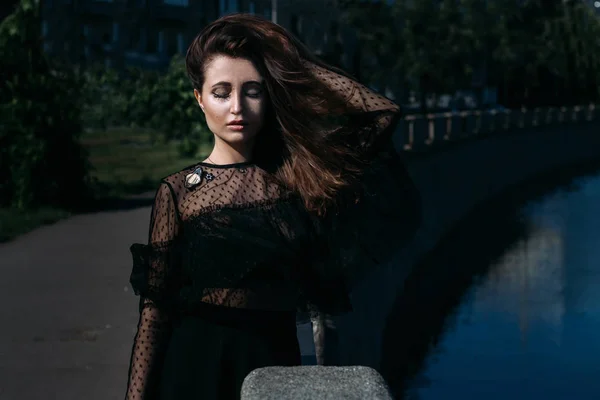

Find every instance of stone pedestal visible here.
[241,366,393,400]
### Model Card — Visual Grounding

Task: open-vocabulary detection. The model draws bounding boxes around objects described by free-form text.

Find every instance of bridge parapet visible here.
[400,104,599,151]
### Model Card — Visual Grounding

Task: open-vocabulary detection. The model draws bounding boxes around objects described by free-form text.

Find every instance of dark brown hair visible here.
[185,13,373,216]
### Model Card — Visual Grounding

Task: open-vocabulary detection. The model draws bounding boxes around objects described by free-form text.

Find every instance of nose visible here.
[230,92,243,115]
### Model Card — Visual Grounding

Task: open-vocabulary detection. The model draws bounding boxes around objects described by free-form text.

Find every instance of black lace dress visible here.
[124,64,420,400]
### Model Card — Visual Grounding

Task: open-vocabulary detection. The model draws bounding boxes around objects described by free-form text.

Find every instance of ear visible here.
[193,89,205,112]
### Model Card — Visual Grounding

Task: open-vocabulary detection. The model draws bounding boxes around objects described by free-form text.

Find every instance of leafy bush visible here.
[122,67,161,132]
[81,66,128,131]
[0,0,91,210]
[81,54,212,157]
[146,55,213,155]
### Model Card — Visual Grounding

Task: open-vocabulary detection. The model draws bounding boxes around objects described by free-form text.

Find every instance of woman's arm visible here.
[304,60,401,140]
[125,182,181,399]
[125,300,171,400]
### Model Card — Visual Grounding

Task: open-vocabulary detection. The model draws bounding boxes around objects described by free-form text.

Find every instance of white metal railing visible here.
[400,104,599,151]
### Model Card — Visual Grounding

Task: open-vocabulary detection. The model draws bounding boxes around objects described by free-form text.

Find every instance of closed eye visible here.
[212,89,263,100]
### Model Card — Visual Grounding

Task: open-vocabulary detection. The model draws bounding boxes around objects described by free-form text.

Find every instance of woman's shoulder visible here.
[158,163,200,191]
[148,163,207,209]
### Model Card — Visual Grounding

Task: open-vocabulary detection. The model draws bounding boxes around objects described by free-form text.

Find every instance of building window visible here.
[163,0,189,6]
[112,22,119,44]
[128,26,141,51]
[101,31,111,46]
[145,28,158,54]
[330,21,339,37]
[165,30,179,56]
[291,14,302,36]
[177,32,185,54]
[220,0,239,14]
[158,30,165,54]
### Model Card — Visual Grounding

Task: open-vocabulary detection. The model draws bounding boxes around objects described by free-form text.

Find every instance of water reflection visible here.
[381,169,600,400]
[473,220,566,346]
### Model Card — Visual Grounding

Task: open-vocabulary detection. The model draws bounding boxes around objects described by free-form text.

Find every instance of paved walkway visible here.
[0,205,314,400]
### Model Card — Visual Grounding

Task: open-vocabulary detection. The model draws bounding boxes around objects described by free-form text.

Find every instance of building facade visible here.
[40,0,356,72]
[42,0,220,70]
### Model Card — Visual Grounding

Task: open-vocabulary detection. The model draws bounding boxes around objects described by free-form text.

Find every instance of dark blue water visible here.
[405,172,600,399]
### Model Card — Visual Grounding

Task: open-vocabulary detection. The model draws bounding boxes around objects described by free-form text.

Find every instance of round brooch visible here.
[184,167,204,189]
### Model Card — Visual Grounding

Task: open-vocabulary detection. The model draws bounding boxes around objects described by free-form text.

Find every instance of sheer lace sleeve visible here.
[304,60,401,156]
[125,182,181,400]
[303,60,421,293]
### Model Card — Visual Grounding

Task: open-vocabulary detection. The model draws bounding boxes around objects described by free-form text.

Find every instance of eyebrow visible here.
[211,80,264,88]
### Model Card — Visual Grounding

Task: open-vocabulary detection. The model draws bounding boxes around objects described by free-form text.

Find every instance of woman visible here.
[124,12,418,400]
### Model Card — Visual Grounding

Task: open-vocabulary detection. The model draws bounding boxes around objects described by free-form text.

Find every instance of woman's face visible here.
[194,55,267,149]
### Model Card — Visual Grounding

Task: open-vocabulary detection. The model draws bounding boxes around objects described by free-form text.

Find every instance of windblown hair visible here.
[185,13,378,216]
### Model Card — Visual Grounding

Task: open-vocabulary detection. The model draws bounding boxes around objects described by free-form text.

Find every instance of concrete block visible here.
[241,366,393,400]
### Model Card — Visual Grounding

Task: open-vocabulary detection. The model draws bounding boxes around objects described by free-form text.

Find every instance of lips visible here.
[227,121,248,126]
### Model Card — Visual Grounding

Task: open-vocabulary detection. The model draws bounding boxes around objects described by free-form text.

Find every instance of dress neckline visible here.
[195,161,254,169]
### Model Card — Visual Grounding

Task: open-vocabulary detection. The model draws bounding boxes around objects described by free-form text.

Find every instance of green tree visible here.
[80,55,211,157]
[399,0,479,110]
[563,1,600,104]
[485,0,600,107]
[437,0,475,92]
[339,0,600,110]
[337,0,405,99]
[0,0,91,210]
[81,65,129,130]
[121,67,161,131]
[146,55,212,156]
[338,0,480,111]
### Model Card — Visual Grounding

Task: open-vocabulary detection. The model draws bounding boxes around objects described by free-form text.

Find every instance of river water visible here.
[403,172,600,399]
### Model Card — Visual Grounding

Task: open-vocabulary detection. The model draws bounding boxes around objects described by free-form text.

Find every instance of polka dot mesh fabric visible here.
[125,164,295,399]
[124,63,404,399]
[304,60,400,150]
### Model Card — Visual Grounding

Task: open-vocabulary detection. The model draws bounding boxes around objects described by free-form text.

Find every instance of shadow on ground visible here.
[379,158,600,399]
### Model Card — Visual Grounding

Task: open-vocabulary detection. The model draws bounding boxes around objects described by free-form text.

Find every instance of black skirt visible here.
[158,302,301,400]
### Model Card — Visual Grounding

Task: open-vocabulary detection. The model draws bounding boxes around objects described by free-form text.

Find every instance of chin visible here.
[217,130,258,145]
